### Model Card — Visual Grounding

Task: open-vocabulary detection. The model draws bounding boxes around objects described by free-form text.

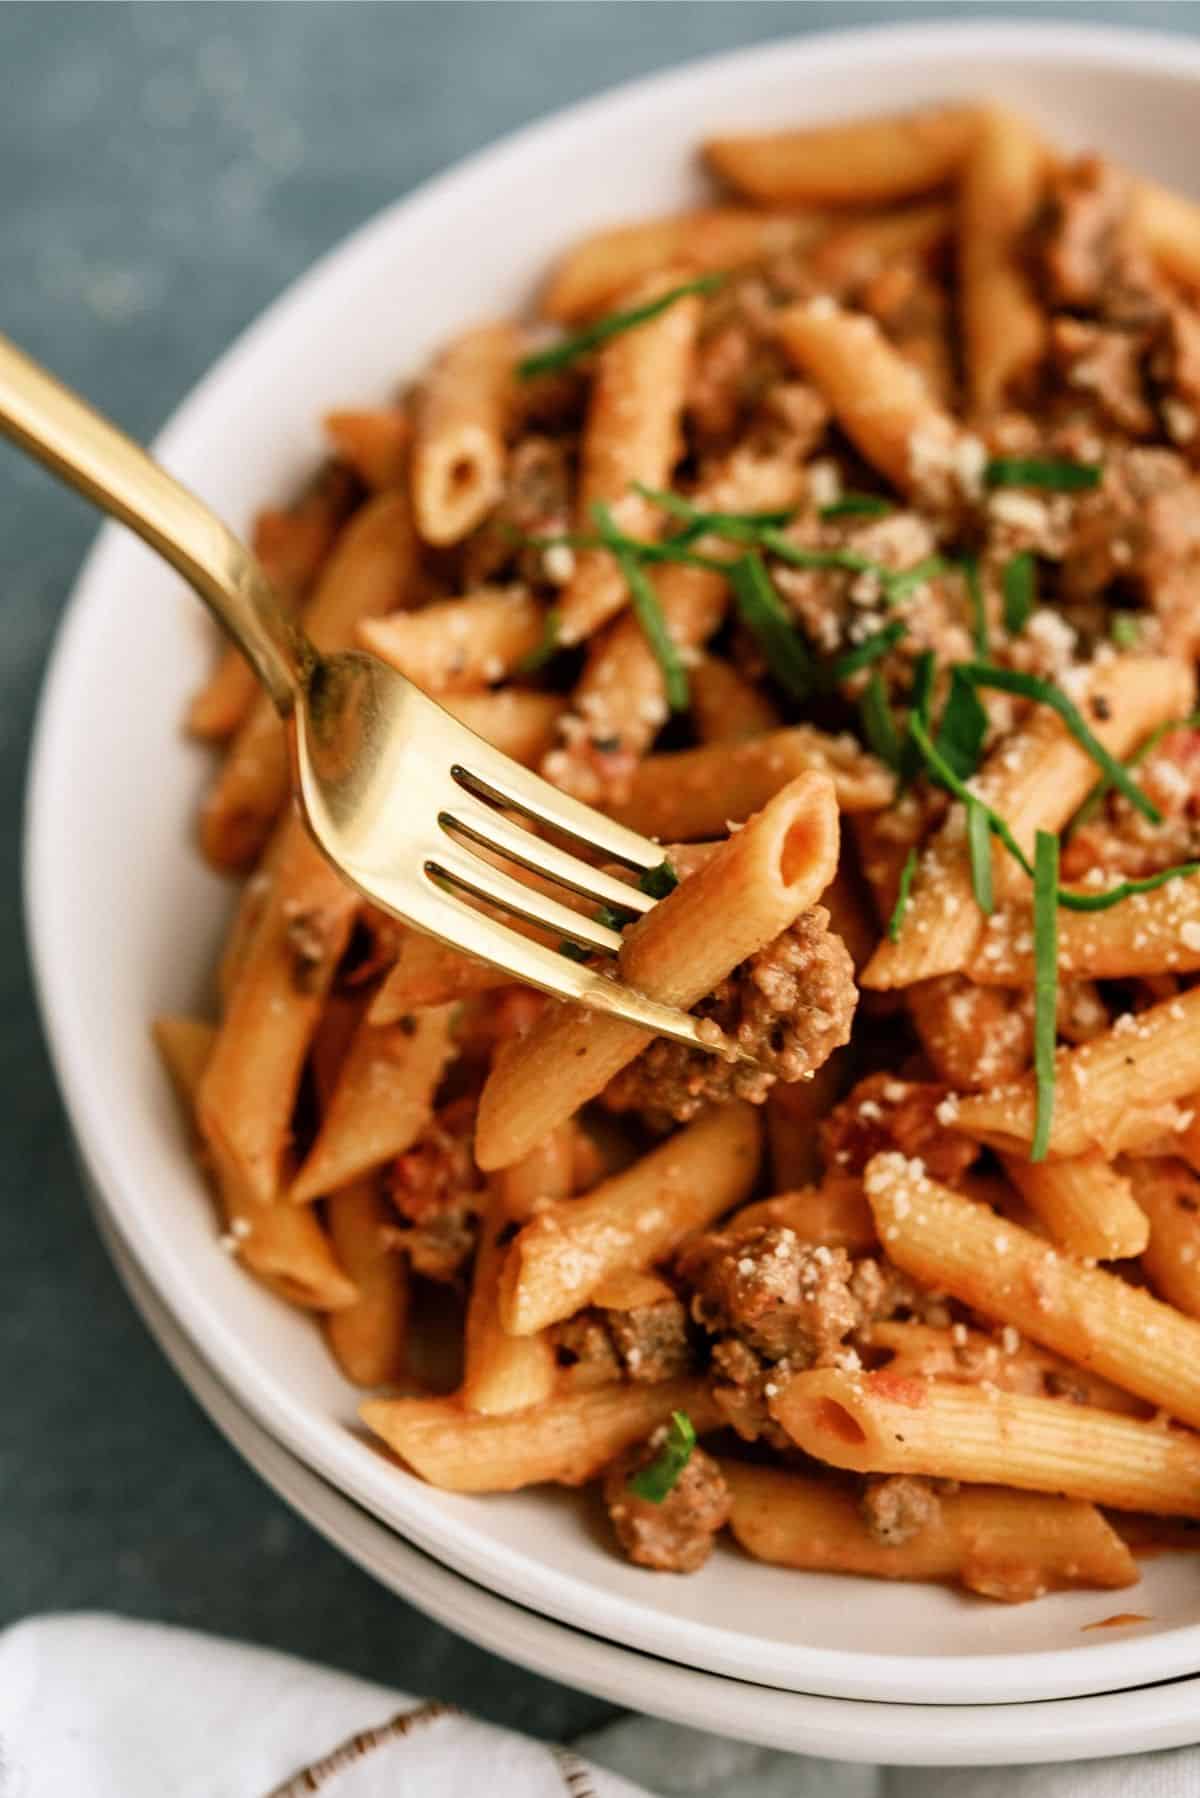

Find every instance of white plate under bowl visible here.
[25,17,1200,1707]
[94,1190,1200,1768]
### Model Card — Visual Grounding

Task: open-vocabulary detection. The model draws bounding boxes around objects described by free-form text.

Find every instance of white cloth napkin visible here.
[0,1613,1194,1797]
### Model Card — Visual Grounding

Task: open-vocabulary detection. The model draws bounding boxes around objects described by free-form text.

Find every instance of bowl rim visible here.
[25,13,1200,1707]
[95,1189,1200,1768]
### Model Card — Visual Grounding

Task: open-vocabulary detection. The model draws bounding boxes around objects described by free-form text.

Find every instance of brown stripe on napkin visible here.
[265,1701,458,1795]
[552,1747,601,1798]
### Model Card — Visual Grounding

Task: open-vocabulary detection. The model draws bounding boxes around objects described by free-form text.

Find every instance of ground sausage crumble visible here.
[604,907,857,1127]
[604,1436,731,1573]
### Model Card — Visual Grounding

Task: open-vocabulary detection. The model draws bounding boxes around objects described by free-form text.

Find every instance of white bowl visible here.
[26,17,1200,1708]
[96,1191,1200,1766]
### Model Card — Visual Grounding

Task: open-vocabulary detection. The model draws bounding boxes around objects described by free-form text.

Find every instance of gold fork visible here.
[0,331,724,1052]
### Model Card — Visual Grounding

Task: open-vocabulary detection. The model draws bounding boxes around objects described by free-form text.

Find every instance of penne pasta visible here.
[323,407,409,491]
[1168,1107,1200,1182]
[154,1013,357,1312]
[864,1154,1200,1427]
[544,208,829,322]
[214,1149,360,1312]
[475,769,840,1170]
[307,991,368,1109]
[589,1267,678,1312]
[439,688,568,767]
[772,1369,1200,1516]
[361,1376,722,1492]
[540,421,817,800]
[412,322,517,546]
[175,99,1200,1591]
[186,647,263,747]
[726,1172,877,1254]
[324,1180,411,1386]
[765,1052,852,1189]
[816,843,878,974]
[723,1462,1137,1598]
[571,1117,641,1193]
[966,872,1200,985]
[187,464,356,742]
[499,1101,761,1335]
[558,269,703,645]
[690,653,785,745]
[705,108,979,206]
[200,488,416,871]
[198,814,358,1205]
[290,1006,455,1202]
[1001,1150,1148,1261]
[905,976,1033,1091]
[606,728,891,842]
[542,561,729,802]
[950,986,1200,1160]
[808,201,953,290]
[461,1125,574,1414]
[958,108,1048,418]
[216,832,290,1008]
[369,935,505,1021]
[862,1319,1148,1415]
[1135,179,1200,290]
[863,654,1195,989]
[359,587,545,694]
[153,1012,218,1114]
[1127,1159,1200,1320]
[776,300,971,501]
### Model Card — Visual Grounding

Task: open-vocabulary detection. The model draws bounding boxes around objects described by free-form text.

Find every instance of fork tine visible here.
[440,799,655,918]
[407,880,726,1053]
[428,847,626,956]
[449,739,665,871]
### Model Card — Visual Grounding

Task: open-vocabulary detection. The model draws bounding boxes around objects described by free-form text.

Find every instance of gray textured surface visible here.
[4,0,1200,1747]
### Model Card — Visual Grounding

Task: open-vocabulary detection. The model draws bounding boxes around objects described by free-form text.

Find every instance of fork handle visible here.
[0,330,307,715]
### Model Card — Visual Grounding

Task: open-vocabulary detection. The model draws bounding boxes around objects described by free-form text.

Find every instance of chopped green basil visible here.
[860,670,903,772]
[984,457,1102,492]
[593,504,689,712]
[627,1410,696,1503]
[1058,861,1200,913]
[517,276,724,380]
[908,651,937,732]
[762,529,939,608]
[628,485,939,608]
[727,554,817,704]
[1067,707,1200,835]
[1128,712,1200,768]
[820,493,893,521]
[634,482,796,542]
[515,528,599,552]
[559,860,677,960]
[1002,552,1037,636]
[962,553,989,656]
[967,799,994,915]
[1109,614,1140,650]
[898,650,937,787]
[887,847,919,943]
[639,859,679,899]
[907,715,1034,879]
[758,532,878,580]
[516,606,562,673]
[828,621,907,684]
[960,664,1162,825]
[934,666,988,782]
[886,554,948,606]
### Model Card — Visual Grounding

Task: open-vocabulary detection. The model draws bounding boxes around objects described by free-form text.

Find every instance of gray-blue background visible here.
[4,0,1198,1744]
